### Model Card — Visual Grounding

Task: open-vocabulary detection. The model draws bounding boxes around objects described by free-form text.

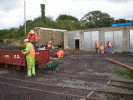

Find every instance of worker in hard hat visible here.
[47,41,52,48]
[57,48,64,59]
[107,41,112,53]
[95,40,99,54]
[27,30,38,46]
[21,39,35,78]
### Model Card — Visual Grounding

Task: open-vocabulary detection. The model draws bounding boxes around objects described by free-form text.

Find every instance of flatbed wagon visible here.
[0,50,50,70]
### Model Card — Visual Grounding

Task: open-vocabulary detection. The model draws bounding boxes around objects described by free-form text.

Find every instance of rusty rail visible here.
[106,58,133,70]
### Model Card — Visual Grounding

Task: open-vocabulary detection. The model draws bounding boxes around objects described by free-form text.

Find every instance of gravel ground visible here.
[0,50,133,100]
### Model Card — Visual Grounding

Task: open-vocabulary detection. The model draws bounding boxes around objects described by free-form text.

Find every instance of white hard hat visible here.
[24,39,29,42]
[49,41,51,43]
[30,30,34,34]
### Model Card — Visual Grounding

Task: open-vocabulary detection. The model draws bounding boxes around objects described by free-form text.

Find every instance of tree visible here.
[56,14,78,22]
[80,11,114,28]
[41,4,45,22]
[115,19,129,23]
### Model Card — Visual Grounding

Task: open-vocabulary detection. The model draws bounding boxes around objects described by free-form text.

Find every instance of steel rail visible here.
[0,81,85,98]
[42,73,133,84]
[106,58,133,70]
[0,76,101,100]
[0,75,133,97]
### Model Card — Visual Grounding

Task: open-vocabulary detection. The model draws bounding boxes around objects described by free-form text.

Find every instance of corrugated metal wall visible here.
[104,31,113,52]
[104,31,123,52]
[67,33,79,49]
[84,31,99,51]
[114,31,123,52]
[130,30,133,53]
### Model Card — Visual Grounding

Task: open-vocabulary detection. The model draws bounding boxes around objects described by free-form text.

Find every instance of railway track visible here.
[0,54,133,99]
[36,72,133,99]
[0,73,133,100]
[84,75,133,100]
[0,75,101,100]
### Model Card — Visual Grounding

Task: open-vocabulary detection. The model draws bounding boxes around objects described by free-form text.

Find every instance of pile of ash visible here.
[0,46,25,51]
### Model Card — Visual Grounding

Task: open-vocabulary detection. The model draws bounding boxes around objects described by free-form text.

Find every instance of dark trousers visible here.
[96,48,99,54]
[107,47,111,53]
[31,42,36,47]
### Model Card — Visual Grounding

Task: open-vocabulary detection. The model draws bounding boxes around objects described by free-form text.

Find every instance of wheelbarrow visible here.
[45,60,62,72]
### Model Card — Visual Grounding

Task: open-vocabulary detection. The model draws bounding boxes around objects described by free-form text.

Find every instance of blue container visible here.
[111,24,118,26]
[117,23,125,26]
[124,22,132,25]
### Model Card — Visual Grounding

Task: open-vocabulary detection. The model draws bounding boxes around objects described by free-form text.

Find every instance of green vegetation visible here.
[115,69,133,79]
[0,10,133,41]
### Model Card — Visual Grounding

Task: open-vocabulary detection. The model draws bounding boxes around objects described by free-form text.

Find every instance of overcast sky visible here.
[0,0,133,30]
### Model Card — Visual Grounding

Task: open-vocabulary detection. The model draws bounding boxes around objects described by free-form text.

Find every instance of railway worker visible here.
[27,30,38,47]
[95,40,99,54]
[21,39,35,78]
[100,45,104,54]
[57,48,64,59]
[47,41,52,48]
[107,41,112,53]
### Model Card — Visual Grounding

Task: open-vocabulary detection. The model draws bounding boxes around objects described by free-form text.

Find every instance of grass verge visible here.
[115,69,133,79]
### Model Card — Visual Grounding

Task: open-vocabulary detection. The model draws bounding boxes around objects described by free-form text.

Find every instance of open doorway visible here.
[75,39,79,49]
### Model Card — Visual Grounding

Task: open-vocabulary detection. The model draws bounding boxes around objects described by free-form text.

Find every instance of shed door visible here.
[75,39,79,49]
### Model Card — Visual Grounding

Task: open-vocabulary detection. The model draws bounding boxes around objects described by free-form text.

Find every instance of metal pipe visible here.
[24,1,26,36]
[106,58,133,70]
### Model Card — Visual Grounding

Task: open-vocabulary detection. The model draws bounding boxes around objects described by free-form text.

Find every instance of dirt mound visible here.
[0,46,25,51]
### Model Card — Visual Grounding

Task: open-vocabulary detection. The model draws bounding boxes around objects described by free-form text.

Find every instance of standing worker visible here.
[100,45,104,54]
[57,48,64,59]
[27,30,38,46]
[107,41,112,53]
[47,41,52,48]
[95,40,99,54]
[21,39,35,77]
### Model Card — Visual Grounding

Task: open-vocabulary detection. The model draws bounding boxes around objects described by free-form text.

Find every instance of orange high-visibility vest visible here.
[100,46,104,50]
[108,42,111,47]
[57,50,64,58]
[47,42,52,47]
[27,43,35,57]
[95,42,99,48]
[27,32,38,42]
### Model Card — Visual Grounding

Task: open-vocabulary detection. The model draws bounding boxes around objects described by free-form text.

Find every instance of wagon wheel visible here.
[0,63,5,68]
[20,66,27,73]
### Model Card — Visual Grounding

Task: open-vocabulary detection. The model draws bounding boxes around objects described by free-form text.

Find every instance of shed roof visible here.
[34,27,67,32]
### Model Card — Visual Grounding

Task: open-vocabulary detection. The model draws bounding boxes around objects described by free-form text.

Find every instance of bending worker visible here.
[21,39,35,78]
[95,40,99,54]
[57,49,64,59]
[27,30,38,46]
[100,45,104,54]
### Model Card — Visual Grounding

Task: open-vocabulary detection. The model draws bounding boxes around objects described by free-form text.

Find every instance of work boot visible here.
[32,74,35,77]
[25,76,31,78]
